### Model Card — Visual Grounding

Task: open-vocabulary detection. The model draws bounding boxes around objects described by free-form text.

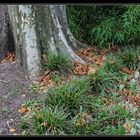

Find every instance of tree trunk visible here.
[8,5,42,80]
[8,5,86,80]
[0,5,14,61]
[35,5,86,63]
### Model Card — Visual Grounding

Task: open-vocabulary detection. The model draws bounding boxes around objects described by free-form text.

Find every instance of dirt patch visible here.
[0,62,33,135]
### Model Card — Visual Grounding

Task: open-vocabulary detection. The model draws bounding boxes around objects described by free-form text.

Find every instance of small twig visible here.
[0,79,8,83]
[6,121,10,129]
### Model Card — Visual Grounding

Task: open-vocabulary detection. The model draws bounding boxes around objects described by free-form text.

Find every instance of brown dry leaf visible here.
[76,118,86,127]
[5,52,15,63]
[82,112,87,119]
[135,94,140,100]
[1,52,15,63]
[86,56,95,63]
[123,122,131,133]
[39,72,54,87]
[100,48,109,55]
[121,67,133,75]
[87,66,96,75]
[9,128,16,133]
[73,61,88,75]
[93,57,103,66]
[18,107,28,115]
[47,79,54,87]
[122,89,130,96]
[81,118,86,126]
[75,122,80,126]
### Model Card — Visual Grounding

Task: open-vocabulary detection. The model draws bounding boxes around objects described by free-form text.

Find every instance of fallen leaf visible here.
[123,122,131,134]
[9,128,16,133]
[122,89,130,96]
[121,67,133,75]
[82,112,87,119]
[73,61,88,75]
[5,52,15,63]
[100,48,109,55]
[18,107,28,114]
[93,57,103,66]
[87,66,96,75]
[76,118,86,127]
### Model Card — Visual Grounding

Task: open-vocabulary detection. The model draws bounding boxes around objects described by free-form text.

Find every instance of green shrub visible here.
[67,5,140,47]
[45,77,91,115]
[43,53,72,73]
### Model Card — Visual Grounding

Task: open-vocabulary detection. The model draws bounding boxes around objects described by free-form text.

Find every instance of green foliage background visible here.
[66,5,140,47]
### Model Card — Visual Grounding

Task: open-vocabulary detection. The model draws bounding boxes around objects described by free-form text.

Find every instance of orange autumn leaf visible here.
[18,107,28,114]
[121,67,133,75]
[5,52,15,63]
[93,57,104,66]
[38,72,54,86]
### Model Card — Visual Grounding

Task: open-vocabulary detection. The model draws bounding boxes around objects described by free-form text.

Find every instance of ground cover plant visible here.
[14,5,140,135]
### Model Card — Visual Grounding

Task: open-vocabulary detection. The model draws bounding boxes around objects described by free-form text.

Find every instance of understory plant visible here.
[45,76,91,115]
[43,53,72,73]
[67,5,140,47]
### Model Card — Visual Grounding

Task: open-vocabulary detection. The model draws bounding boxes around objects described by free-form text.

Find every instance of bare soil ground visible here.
[0,62,32,135]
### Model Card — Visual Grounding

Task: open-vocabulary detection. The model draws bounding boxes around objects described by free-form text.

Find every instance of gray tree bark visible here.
[8,5,86,80]
[35,5,86,62]
[0,5,14,61]
[8,5,42,80]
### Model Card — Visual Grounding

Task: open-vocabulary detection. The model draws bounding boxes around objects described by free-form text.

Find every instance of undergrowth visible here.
[67,5,140,47]
[18,5,140,136]
[43,53,72,73]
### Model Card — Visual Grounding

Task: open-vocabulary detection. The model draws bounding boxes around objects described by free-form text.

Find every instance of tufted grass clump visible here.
[102,53,124,73]
[119,46,139,70]
[31,105,69,135]
[44,53,72,73]
[45,76,91,115]
[89,67,120,94]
